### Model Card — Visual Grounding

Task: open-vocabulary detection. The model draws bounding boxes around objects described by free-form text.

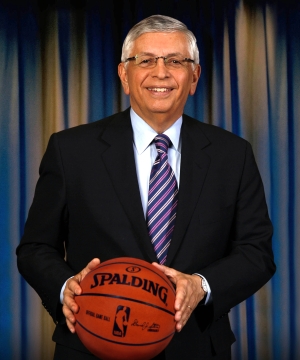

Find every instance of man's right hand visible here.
[62,258,101,333]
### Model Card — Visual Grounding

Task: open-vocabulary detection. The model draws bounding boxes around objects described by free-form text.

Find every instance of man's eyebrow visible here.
[138,52,184,57]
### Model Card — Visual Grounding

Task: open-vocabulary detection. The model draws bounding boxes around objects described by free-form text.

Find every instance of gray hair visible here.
[121,15,199,64]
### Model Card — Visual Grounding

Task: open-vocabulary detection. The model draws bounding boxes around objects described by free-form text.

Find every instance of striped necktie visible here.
[146,134,179,265]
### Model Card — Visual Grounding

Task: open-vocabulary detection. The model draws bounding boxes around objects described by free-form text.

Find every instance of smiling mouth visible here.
[147,87,172,92]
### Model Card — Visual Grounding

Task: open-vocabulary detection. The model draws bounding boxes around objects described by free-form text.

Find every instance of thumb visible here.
[78,258,101,282]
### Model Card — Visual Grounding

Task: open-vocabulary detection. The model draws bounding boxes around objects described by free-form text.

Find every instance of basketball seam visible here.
[78,293,175,316]
[76,320,175,347]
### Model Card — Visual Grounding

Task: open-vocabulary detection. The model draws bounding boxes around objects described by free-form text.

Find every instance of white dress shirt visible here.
[130,108,182,217]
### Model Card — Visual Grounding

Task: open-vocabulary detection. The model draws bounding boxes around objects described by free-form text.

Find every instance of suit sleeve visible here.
[16,134,75,324]
[199,142,276,320]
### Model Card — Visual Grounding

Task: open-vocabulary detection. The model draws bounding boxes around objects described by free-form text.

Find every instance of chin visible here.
[147,104,174,114]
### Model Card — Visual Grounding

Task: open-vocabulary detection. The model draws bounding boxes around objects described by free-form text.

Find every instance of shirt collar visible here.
[130,108,182,155]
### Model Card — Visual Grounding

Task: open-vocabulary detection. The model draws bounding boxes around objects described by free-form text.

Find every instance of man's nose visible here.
[151,57,169,78]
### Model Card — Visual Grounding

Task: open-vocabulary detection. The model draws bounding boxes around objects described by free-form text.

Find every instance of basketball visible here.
[75,257,176,360]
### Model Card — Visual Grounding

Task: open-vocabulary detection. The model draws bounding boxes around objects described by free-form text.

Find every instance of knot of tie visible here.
[154,134,171,158]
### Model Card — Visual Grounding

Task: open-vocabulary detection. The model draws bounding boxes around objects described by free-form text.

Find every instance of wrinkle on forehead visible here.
[128,32,193,60]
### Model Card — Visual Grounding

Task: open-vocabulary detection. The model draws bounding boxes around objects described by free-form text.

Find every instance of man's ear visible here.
[118,63,130,95]
[189,64,201,96]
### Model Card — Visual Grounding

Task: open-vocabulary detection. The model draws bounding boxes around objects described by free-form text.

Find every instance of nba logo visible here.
[113,306,131,337]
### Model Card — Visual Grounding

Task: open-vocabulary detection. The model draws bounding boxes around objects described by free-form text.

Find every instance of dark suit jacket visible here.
[17,108,275,359]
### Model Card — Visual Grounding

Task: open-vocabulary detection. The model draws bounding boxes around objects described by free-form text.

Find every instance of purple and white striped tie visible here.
[146,134,179,265]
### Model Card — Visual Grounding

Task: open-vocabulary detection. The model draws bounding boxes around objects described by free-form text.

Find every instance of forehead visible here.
[130,32,191,56]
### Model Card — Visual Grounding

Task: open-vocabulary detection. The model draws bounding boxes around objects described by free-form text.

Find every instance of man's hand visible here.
[62,258,101,333]
[152,262,206,332]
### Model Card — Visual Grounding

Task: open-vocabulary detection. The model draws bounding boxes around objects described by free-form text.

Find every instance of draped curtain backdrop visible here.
[0,0,299,359]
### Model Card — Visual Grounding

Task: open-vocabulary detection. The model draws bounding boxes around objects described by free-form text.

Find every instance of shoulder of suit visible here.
[54,108,131,140]
[182,113,249,147]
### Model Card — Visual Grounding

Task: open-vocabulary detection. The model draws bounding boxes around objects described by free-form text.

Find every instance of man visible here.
[17,15,276,359]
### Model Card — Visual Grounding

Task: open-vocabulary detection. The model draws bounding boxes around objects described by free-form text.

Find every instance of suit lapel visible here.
[166,115,211,266]
[98,109,158,262]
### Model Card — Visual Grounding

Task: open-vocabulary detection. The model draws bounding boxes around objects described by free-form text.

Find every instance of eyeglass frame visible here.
[124,53,195,68]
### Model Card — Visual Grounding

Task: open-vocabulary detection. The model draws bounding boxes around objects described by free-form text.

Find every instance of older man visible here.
[17,15,275,360]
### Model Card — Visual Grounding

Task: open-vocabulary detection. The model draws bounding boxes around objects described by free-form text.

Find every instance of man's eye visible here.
[169,58,182,64]
[140,58,152,64]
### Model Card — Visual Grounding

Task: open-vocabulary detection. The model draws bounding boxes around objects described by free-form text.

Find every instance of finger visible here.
[63,303,76,323]
[62,298,78,334]
[78,258,101,281]
[62,282,81,333]
[64,294,79,313]
[175,299,194,332]
[67,258,101,298]
[63,258,101,333]
[66,316,76,333]
[176,308,191,332]
[152,263,188,328]
[66,276,82,298]
[151,262,166,272]
[152,262,187,311]
[175,273,195,312]
[175,276,204,331]
[152,263,201,332]
[152,262,179,285]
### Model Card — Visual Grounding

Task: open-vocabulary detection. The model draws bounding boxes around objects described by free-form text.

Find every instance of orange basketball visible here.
[75,257,176,360]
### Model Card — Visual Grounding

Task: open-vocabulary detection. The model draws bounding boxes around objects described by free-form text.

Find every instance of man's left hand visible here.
[152,262,206,332]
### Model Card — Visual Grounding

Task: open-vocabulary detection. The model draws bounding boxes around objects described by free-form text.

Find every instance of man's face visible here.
[118,32,201,131]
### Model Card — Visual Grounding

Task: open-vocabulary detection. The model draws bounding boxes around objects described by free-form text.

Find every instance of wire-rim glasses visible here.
[125,54,195,69]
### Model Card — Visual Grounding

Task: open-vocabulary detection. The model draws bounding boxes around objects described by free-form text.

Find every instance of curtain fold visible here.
[1,1,299,359]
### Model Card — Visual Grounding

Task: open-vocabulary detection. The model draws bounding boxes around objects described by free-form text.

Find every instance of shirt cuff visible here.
[60,277,73,304]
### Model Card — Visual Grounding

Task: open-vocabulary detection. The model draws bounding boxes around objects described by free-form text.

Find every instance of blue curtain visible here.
[1,1,299,359]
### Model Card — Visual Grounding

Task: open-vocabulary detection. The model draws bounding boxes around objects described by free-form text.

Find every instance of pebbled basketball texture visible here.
[75,257,176,360]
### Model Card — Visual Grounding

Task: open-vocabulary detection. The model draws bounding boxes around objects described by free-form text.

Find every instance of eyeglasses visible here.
[125,54,195,69]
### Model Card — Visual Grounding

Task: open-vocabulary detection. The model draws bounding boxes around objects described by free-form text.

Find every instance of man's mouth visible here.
[147,87,172,92]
